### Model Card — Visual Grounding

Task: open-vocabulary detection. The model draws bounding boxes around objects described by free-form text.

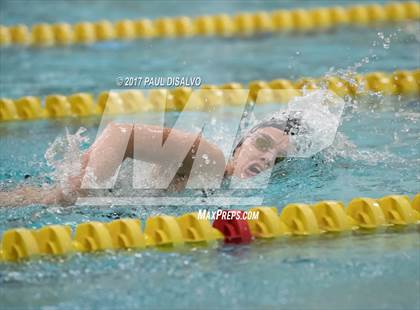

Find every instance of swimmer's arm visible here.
[0,186,69,207]
[128,124,226,174]
[84,123,226,184]
[80,122,134,183]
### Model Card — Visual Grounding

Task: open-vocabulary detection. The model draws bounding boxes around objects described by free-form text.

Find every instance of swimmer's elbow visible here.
[215,148,226,168]
[205,142,226,170]
[107,122,133,134]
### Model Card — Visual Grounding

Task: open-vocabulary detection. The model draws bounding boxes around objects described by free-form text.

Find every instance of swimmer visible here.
[0,114,299,207]
[0,90,344,207]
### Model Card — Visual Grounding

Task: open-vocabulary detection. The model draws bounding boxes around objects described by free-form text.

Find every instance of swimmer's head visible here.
[228,114,302,179]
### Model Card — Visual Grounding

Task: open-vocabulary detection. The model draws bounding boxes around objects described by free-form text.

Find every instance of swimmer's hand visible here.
[0,185,70,207]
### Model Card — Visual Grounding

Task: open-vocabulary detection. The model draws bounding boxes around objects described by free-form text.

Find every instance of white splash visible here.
[286,90,345,158]
[44,127,89,196]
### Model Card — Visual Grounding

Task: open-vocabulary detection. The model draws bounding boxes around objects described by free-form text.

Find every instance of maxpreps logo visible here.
[197,209,259,221]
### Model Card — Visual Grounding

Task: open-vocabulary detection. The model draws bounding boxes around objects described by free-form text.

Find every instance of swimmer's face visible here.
[232,127,289,179]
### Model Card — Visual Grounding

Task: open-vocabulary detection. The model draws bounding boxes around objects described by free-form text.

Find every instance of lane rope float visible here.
[0,69,418,122]
[0,193,419,262]
[0,1,419,47]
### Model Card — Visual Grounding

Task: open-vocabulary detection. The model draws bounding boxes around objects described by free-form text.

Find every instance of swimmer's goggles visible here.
[253,133,286,164]
[234,114,302,164]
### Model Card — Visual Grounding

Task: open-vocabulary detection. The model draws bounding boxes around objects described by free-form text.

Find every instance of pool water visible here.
[0,0,419,309]
[0,229,419,309]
